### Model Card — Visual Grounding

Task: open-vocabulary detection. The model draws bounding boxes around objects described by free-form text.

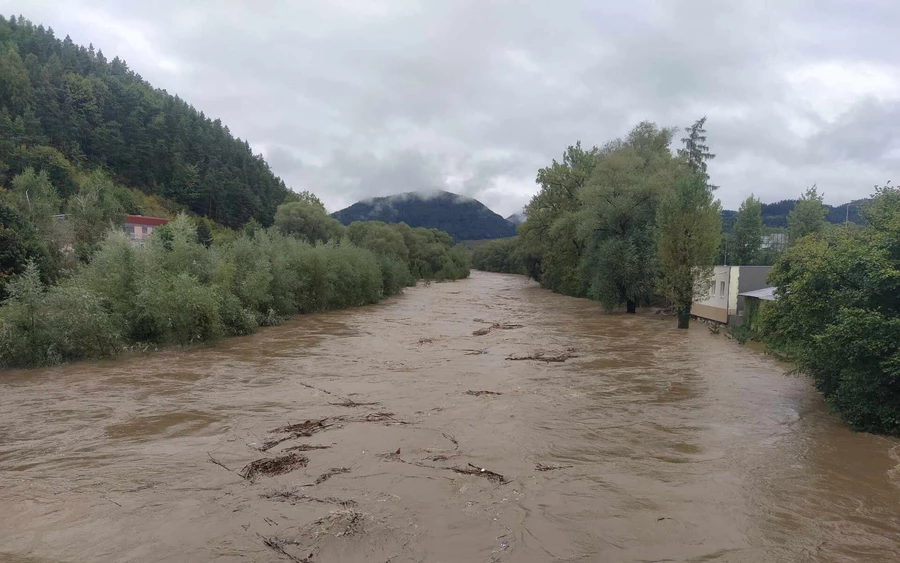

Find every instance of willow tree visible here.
[657,172,722,328]
[577,122,676,312]
[519,142,598,295]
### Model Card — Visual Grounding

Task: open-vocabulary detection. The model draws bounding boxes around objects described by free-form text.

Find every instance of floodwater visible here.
[1,272,899,563]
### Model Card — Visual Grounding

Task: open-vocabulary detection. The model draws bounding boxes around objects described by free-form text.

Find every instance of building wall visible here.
[735,266,772,314]
[124,223,157,242]
[691,302,728,323]
[692,266,731,322]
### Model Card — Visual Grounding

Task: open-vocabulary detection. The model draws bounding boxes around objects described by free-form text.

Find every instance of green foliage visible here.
[9,167,60,236]
[730,195,763,265]
[763,185,900,434]
[471,238,526,274]
[0,207,467,367]
[577,125,675,311]
[677,117,716,189]
[67,169,124,262]
[519,142,598,295]
[0,194,51,297]
[0,261,120,366]
[0,16,290,226]
[274,200,345,244]
[788,185,826,244]
[657,173,722,328]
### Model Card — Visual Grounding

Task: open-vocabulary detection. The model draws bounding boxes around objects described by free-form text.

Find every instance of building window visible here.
[720,281,726,296]
[710,281,716,296]
[142,226,149,234]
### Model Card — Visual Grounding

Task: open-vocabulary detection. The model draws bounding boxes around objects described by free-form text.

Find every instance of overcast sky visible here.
[5,1,898,216]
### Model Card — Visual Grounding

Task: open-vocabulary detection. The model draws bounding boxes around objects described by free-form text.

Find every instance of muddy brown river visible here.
[2,271,899,562]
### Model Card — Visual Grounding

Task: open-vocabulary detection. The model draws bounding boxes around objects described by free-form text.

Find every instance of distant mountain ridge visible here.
[506,212,526,226]
[722,198,867,231]
[332,191,516,241]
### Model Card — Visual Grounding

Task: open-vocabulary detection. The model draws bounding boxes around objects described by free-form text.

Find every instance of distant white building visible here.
[692,266,773,325]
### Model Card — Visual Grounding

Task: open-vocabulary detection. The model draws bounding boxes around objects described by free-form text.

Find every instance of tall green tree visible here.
[657,173,722,328]
[9,167,61,238]
[519,142,597,293]
[677,116,716,189]
[273,200,344,244]
[788,185,826,243]
[730,195,763,265]
[577,123,675,313]
[67,169,124,262]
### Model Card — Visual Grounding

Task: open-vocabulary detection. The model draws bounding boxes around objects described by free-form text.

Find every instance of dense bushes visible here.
[763,185,900,435]
[471,238,527,274]
[0,213,469,368]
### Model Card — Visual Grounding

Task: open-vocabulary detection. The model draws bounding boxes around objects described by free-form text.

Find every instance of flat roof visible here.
[738,286,777,301]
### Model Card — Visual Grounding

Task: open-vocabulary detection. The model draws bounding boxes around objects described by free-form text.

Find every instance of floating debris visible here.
[273,417,344,436]
[263,489,357,508]
[313,467,351,485]
[505,351,575,363]
[259,535,311,563]
[240,453,308,481]
[472,323,524,336]
[328,399,380,408]
[377,448,403,462]
[450,463,510,485]
[535,462,573,472]
[282,444,331,452]
[465,390,503,397]
[356,412,408,425]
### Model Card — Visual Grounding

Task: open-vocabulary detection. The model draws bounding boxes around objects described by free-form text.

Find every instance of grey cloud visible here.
[5,0,899,216]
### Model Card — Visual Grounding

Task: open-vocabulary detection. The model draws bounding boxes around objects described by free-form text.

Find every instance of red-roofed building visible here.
[123,215,168,243]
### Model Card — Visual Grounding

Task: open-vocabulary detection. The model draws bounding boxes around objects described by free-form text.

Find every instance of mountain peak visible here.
[332,191,515,241]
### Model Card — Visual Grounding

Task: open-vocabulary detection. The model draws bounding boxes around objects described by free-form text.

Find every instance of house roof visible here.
[738,286,777,301]
[125,215,169,227]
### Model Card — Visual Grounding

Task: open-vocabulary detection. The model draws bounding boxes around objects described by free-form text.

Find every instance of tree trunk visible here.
[626,299,636,314]
[675,301,691,329]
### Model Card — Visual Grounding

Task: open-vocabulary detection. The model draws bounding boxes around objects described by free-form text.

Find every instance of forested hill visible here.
[721,198,866,231]
[332,191,517,241]
[0,15,289,227]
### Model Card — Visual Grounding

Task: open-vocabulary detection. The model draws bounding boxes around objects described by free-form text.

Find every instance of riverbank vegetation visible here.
[474,119,721,325]
[0,181,469,368]
[762,184,900,435]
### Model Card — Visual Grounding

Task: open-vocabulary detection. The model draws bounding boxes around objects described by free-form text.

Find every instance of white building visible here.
[692,266,773,325]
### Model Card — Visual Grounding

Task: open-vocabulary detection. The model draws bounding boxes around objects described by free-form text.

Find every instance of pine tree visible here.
[677,117,717,189]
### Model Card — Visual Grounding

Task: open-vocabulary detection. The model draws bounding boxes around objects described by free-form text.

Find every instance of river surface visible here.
[1,271,899,563]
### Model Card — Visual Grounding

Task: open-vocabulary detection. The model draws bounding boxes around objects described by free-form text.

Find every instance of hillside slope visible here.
[332,191,516,241]
[722,198,866,231]
[0,15,288,227]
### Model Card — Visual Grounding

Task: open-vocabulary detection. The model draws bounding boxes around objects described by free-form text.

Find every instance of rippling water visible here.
[1,271,898,562]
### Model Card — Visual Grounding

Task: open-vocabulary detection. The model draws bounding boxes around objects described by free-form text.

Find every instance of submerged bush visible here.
[0,263,120,367]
